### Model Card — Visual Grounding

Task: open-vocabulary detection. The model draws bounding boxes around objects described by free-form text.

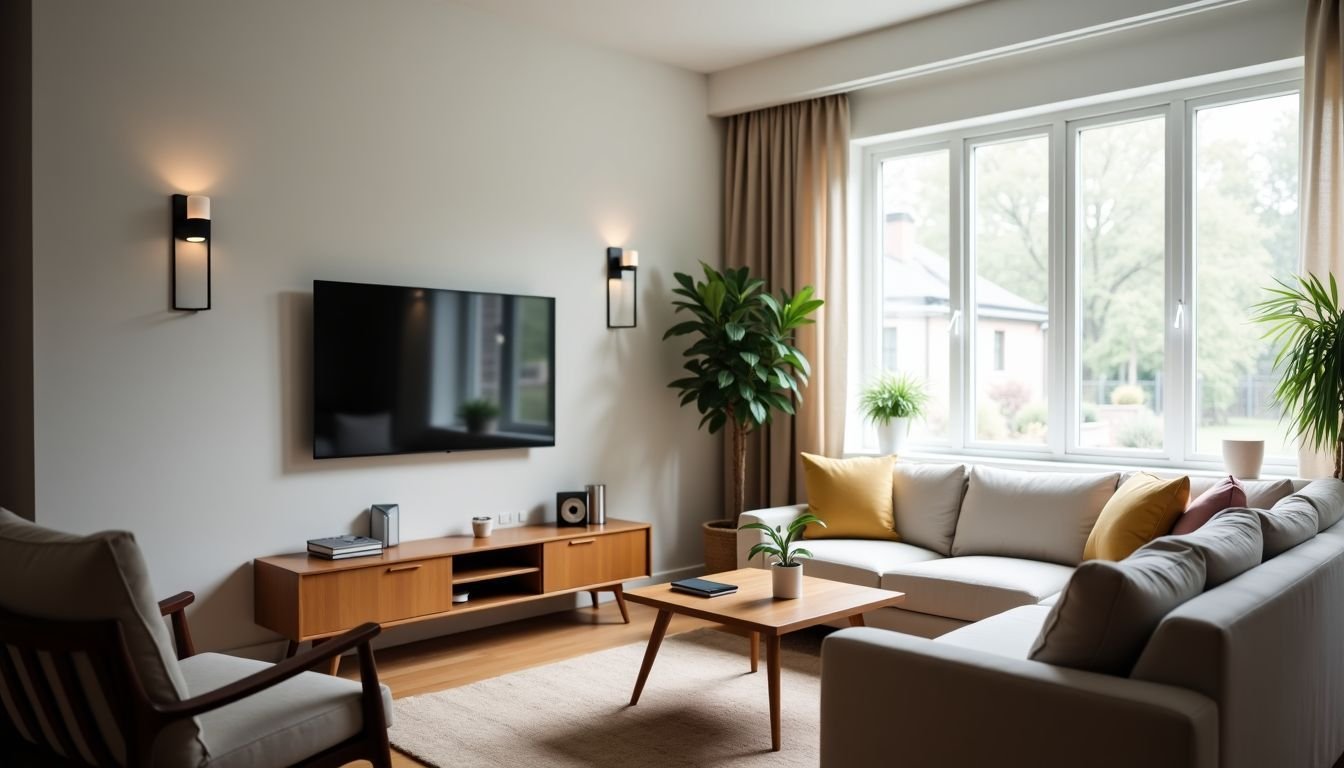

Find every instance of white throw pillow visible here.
[1029,545,1207,675]
[892,463,967,556]
[952,467,1119,565]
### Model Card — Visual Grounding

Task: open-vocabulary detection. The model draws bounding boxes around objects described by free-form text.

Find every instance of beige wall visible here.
[31,0,722,653]
[0,0,34,521]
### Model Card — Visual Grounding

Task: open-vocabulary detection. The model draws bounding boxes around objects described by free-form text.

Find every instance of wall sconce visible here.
[607,246,638,328]
[171,194,211,311]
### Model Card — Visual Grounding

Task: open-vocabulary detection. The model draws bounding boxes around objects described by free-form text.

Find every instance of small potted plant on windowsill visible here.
[859,372,929,454]
[458,399,501,435]
[739,513,825,599]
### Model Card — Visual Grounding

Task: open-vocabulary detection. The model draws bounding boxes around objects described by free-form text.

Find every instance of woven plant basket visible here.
[702,519,739,575]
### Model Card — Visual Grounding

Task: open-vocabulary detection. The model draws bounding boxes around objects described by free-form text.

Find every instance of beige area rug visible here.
[389,628,825,767]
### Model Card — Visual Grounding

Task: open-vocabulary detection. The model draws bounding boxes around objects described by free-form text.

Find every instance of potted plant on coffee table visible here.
[739,513,825,599]
[859,372,929,454]
[1253,273,1344,478]
[664,263,823,573]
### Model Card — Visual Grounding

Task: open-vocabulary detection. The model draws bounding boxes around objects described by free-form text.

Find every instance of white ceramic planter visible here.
[876,418,911,455]
[772,563,803,599]
[1223,439,1266,480]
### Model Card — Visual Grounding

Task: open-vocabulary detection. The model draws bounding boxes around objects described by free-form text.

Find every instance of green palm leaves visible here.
[739,513,825,567]
[1252,272,1344,476]
[664,263,823,435]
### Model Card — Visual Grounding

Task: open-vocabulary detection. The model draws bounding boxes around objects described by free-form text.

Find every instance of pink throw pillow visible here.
[1171,476,1247,535]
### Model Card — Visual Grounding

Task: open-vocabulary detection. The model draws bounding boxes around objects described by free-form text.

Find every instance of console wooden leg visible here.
[612,585,631,624]
[312,637,341,676]
[849,613,866,628]
[749,631,759,673]
[630,609,672,706]
[284,640,299,658]
[766,633,781,751]
[588,590,600,609]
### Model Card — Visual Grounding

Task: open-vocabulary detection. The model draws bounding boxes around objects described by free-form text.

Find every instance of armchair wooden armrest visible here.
[157,590,197,659]
[156,622,384,719]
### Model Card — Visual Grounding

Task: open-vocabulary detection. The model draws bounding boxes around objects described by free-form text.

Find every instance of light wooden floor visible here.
[338,600,706,768]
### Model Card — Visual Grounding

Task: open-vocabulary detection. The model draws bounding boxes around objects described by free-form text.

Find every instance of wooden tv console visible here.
[254,519,651,673]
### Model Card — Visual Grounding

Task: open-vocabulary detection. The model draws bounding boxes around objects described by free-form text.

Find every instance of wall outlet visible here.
[497,511,510,526]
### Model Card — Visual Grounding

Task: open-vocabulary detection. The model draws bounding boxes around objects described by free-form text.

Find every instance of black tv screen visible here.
[313,280,556,458]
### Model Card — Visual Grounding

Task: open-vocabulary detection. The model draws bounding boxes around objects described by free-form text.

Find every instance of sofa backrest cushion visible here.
[1178,476,1294,509]
[1085,473,1190,561]
[1291,477,1344,532]
[1255,493,1320,558]
[1142,508,1263,587]
[1172,475,1246,535]
[892,463,966,556]
[801,453,900,541]
[1029,544,1207,675]
[953,467,1119,566]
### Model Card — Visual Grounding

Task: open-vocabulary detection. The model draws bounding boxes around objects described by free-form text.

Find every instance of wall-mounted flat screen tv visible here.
[313,279,556,458]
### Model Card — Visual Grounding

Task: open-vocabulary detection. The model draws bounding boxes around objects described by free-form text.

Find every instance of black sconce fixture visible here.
[171,194,211,311]
[607,246,638,328]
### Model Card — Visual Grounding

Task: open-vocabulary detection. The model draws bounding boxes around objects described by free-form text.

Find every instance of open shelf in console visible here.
[452,544,543,593]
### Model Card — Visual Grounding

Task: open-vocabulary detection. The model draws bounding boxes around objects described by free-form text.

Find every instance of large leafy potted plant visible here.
[859,372,929,454]
[664,264,823,572]
[1253,273,1344,478]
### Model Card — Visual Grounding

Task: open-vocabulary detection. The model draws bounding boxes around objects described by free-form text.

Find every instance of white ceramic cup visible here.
[471,516,493,538]
[1222,439,1266,480]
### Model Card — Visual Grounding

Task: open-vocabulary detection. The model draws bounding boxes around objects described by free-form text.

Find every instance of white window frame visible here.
[851,68,1303,473]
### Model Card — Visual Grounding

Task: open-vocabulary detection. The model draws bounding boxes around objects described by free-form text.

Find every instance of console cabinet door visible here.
[543,530,648,592]
[299,557,454,636]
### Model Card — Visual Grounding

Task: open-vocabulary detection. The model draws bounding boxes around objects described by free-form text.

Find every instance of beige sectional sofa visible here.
[736,463,1299,636]
[736,463,1344,768]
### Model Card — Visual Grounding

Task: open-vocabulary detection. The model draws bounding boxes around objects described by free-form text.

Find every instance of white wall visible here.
[31,0,722,653]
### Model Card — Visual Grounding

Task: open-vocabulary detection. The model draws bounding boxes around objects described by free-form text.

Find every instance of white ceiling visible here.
[451,0,987,73]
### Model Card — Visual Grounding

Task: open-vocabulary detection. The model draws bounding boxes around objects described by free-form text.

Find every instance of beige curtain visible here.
[722,94,849,512]
[1299,0,1343,477]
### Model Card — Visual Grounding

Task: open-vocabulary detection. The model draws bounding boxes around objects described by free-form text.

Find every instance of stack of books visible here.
[307,535,384,560]
[670,578,738,598]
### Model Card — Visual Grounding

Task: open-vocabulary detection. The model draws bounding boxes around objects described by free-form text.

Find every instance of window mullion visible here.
[1168,98,1192,464]
[952,137,969,452]
[1049,119,1069,458]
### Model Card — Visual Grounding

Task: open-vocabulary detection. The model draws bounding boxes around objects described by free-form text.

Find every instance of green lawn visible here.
[1195,417,1294,457]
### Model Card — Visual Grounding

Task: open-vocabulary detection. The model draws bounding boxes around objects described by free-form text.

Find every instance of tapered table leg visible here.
[629,609,673,705]
[612,585,631,624]
[749,631,759,673]
[766,633,781,751]
[849,613,866,628]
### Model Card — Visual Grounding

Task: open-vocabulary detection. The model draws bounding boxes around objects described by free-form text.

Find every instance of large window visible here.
[853,73,1301,470]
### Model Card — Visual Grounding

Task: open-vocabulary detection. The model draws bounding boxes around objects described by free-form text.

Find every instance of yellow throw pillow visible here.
[800,453,899,541]
[1084,473,1190,561]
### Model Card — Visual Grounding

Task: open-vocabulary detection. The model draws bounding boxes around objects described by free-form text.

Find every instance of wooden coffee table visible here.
[623,568,905,751]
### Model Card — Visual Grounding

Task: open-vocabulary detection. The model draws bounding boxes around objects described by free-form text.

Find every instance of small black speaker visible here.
[556,491,588,526]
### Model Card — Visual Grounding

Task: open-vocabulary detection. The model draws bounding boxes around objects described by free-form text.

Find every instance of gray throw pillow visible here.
[1029,545,1207,675]
[1256,495,1320,558]
[1141,507,1262,587]
[892,463,966,556]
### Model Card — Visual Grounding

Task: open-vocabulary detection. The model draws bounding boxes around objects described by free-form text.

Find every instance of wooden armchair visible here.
[0,508,392,767]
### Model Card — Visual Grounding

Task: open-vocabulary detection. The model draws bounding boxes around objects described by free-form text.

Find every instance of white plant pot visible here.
[876,418,911,455]
[772,563,803,599]
[1222,439,1266,480]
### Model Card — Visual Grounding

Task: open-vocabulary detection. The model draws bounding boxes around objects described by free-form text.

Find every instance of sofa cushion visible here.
[1172,476,1246,535]
[880,556,1074,622]
[1085,473,1190,561]
[1029,545,1207,675]
[801,453,899,540]
[0,508,203,766]
[892,463,966,556]
[1291,477,1344,532]
[800,539,942,588]
[952,467,1119,565]
[935,605,1053,659]
[1256,494,1320,558]
[180,652,392,768]
[1143,508,1263,587]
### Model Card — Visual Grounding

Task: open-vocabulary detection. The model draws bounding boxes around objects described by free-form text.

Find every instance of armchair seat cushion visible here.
[799,539,942,588]
[179,653,392,768]
[881,556,1074,622]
